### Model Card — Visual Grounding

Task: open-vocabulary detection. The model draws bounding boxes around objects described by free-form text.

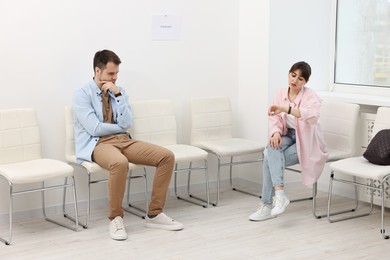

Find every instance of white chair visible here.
[130,99,210,207]
[0,108,79,245]
[65,106,148,228]
[190,96,264,206]
[286,100,360,218]
[328,106,390,239]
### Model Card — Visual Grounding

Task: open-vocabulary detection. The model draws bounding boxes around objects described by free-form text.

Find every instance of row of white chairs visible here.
[293,103,390,239]
[0,97,265,244]
[1,98,389,244]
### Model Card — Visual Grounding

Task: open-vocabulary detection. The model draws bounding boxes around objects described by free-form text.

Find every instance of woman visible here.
[249,61,328,221]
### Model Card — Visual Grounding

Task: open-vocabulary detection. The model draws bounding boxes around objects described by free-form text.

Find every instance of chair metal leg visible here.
[188,160,210,207]
[287,182,322,219]
[41,180,79,232]
[187,167,192,194]
[327,172,373,223]
[125,168,148,219]
[286,164,358,219]
[0,177,79,245]
[210,153,263,206]
[312,177,359,220]
[62,177,86,228]
[176,161,210,208]
[380,175,390,239]
[311,182,320,218]
[230,156,262,198]
[67,162,91,228]
[0,180,13,245]
[287,166,314,203]
[290,195,313,203]
[213,157,222,206]
[86,174,92,228]
[7,186,13,245]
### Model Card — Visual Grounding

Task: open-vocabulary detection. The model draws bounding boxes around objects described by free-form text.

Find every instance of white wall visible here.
[0,0,239,158]
[236,1,269,184]
[268,0,333,186]
[269,0,332,97]
[0,0,240,215]
[0,0,334,216]
[237,0,333,187]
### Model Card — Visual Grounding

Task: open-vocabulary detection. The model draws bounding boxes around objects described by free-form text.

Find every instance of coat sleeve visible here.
[297,89,321,125]
[268,89,286,138]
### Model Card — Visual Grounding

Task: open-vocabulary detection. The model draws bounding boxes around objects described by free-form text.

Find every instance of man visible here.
[73,49,183,241]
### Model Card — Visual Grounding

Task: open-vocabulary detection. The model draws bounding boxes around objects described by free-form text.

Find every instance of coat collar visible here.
[282,86,306,107]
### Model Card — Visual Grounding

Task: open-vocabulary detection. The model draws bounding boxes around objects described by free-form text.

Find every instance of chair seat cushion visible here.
[326,149,352,161]
[165,144,208,162]
[0,159,74,184]
[81,161,140,173]
[195,138,264,156]
[330,156,390,180]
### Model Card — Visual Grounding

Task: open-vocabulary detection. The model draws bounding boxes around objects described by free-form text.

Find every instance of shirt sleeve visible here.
[112,87,133,129]
[73,87,129,137]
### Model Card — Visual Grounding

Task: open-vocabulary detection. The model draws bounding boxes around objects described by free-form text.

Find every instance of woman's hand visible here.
[268,105,287,116]
[269,132,282,149]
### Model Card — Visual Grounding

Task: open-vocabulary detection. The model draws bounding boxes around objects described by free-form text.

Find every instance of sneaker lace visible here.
[160,213,174,222]
[256,204,266,211]
[272,195,283,207]
[114,217,124,231]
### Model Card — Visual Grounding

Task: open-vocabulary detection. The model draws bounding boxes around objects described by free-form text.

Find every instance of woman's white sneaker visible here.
[271,194,290,216]
[249,204,277,221]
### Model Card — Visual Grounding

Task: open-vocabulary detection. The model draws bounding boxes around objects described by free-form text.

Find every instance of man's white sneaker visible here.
[271,194,290,216]
[145,213,184,231]
[109,216,127,240]
[249,204,277,221]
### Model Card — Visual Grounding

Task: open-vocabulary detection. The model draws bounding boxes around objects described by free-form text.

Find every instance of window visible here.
[334,0,390,88]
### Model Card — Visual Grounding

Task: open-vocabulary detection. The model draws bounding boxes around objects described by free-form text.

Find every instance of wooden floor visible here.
[1,187,389,260]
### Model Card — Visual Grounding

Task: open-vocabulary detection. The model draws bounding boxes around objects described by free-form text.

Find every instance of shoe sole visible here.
[145,222,184,231]
[110,234,128,240]
[271,200,290,216]
[249,215,277,221]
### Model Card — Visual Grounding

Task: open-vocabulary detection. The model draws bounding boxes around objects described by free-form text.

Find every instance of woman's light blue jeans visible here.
[262,128,299,206]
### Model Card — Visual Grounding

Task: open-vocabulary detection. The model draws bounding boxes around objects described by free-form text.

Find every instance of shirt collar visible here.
[283,86,305,106]
[90,79,102,96]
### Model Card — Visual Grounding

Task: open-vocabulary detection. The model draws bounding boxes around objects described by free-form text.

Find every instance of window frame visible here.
[329,0,390,98]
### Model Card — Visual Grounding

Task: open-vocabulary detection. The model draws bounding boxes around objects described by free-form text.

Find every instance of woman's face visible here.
[288,69,307,91]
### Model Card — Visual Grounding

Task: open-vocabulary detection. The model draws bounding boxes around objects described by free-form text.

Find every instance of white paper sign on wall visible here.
[151,15,181,41]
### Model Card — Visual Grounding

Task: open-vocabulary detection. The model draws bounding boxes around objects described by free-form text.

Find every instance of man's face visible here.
[95,61,119,86]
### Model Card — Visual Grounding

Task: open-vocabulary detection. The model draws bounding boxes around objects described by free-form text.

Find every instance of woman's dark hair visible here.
[289,61,311,82]
[93,50,121,71]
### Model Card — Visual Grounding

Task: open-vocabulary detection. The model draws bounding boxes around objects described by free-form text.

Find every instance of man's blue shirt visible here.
[72,79,133,163]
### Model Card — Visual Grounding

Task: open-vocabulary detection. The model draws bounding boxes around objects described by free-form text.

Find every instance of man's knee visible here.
[165,149,175,163]
[109,157,129,172]
[159,148,175,165]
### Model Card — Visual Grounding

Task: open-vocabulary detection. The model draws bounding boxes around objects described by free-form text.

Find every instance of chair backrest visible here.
[130,100,177,146]
[319,100,360,159]
[372,106,390,137]
[190,96,233,146]
[64,106,77,163]
[0,108,42,164]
